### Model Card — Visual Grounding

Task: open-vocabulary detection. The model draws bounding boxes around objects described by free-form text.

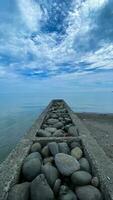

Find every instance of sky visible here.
[0,0,113,96]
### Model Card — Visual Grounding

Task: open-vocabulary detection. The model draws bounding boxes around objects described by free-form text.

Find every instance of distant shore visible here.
[76,112,113,163]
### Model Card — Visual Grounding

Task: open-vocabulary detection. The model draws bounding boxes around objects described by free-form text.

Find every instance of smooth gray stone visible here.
[45,127,57,133]
[64,117,72,124]
[68,126,78,136]
[30,142,41,153]
[71,147,83,160]
[71,171,92,186]
[53,179,61,195]
[70,141,81,149]
[36,129,51,137]
[48,142,59,156]
[53,122,63,129]
[43,156,54,165]
[55,153,80,176]
[41,164,59,188]
[41,145,50,158]
[79,157,91,172]
[59,185,77,200]
[25,152,42,163]
[58,142,70,154]
[30,174,54,200]
[75,185,103,200]
[53,130,64,137]
[47,118,59,125]
[8,182,30,200]
[22,158,41,181]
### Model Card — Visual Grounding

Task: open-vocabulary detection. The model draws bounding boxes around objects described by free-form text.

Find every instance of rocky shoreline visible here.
[7,102,104,200]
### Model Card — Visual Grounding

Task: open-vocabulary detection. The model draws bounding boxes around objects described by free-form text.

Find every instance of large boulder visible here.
[55,153,80,176]
[30,174,54,200]
[71,171,92,186]
[8,182,30,200]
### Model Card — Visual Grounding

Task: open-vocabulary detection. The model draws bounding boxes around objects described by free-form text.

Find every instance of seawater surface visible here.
[0,91,113,163]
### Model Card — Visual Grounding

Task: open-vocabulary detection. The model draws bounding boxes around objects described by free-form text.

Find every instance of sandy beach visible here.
[76,112,113,162]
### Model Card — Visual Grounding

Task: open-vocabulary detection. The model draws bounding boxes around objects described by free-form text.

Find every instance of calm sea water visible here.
[0,91,113,163]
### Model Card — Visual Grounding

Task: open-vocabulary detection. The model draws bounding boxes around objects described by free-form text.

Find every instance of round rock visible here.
[45,127,57,133]
[48,142,59,156]
[41,145,50,158]
[75,185,103,200]
[55,153,80,176]
[8,182,30,200]
[53,130,64,137]
[91,177,99,187]
[71,171,92,186]
[71,147,83,160]
[68,126,78,136]
[22,158,41,181]
[36,129,51,137]
[41,164,59,188]
[79,157,91,172]
[43,156,54,165]
[30,143,41,153]
[25,152,42,163]
[58,142,70,154]
[30,174,54,200]
[59,185,77,200]
[53,179,61,195]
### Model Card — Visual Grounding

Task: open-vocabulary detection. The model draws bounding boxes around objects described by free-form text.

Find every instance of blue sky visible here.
[0,0,113,93]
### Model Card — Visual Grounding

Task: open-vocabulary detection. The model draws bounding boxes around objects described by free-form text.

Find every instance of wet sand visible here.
[76,112,113,162]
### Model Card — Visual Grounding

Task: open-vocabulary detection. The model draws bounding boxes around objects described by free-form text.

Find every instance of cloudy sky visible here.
[0,0,113,95]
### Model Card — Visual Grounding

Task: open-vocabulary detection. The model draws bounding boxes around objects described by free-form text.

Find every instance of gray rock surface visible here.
[47,118,59,125]
[30,143,41,153]
[36,129,51,137]
[48,142,59,156]
[75,185,103,200]
[79,157,91,172]
[41,164,59,187]
[55,153,80,176]
[68,126,78,136]
[71,147,83,160]
[8,182,30,200]
[22,158,41,181]
[30,174,54,200]
[59,185,77,200]
[25,152,42,163]
[71,170,92,186]
[58,142,70,154]
[53,179,61,195]
[41,145,50,158]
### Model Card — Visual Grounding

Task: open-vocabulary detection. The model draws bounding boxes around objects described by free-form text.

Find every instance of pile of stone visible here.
[36,102,78,137]
[8,140,103,200]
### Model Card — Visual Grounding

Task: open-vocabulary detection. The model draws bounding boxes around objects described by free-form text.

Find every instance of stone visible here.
[79,157,91,172]
[91,177,99,187]
[47,118,59,125]
[71,147,83,160]
[36,129,51,137]
[53,130,64,137]
[41,145,50,158]
[53,122,63,129]
[68,126,78,136]
[30,174,54,200]
[59,185,77,200]
[25,152,42,163]
[55,153,80,176]
[45,127,57,133]
[30,142,41,153]
[58,142,70,154]
[43,157,54,165]
[75,185,103,200]
[70,141,81,149]
[8,182,30,200]
[48,142,59,156]
[53,179,61,195]
[41,164,59,188]
[22,158,41,181]
[71,171,92,186]
[64,117,72,124]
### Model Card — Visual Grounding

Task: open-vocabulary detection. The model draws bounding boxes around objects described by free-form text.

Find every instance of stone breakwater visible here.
[36,101,79,137]
[8,140,103,200]
[1,100,113,200]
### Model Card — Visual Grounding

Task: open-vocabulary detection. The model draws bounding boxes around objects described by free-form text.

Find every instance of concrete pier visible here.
[0,99,113,200]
